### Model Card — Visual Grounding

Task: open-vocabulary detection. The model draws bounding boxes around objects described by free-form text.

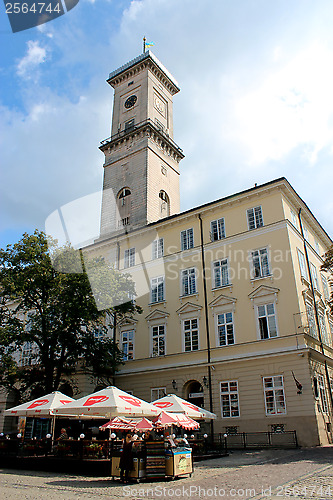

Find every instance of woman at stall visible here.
[119,433,134,483]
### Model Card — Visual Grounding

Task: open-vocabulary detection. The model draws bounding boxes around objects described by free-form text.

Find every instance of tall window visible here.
[121,330,134,361]
[21,342,35,367]
[151,387,166,401]
[183,319,199,351]
[152,238,164,259]
[297,249,308,279]
[306,302,317,338]
[258,303,278,339]
[124,118,135,131]
[247,206,263,230]
[211,218,225,241]
[318,375,328,413]
[310,263,319,290]
[213,259,229,288]
[117,187,131,227]
[181,228,194,250]
[263,376,286,415]
[159,190,170,217]
[290,210,298,227]
[220,381,240,418]
[151,276,165,303]
[321,273,330,300]
[152,325,165,357]
[217,312,234,346]
[181,268,197,296]
[251,248,270,278]
[319,314,329,345]
[124,248,135,268]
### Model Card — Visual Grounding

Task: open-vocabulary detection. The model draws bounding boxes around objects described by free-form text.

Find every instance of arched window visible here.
[159,190,170,217]
[117,187,131,227]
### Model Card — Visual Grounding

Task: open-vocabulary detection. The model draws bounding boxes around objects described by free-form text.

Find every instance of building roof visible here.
[92,177,332,248]
[107,50,180,92]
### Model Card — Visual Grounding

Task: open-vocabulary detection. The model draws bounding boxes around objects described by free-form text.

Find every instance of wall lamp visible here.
[172,380,178,391]
[203,376,208,387]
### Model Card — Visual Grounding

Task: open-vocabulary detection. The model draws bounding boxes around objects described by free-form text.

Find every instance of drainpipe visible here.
[198,213,214,441]
[298,209,333,416]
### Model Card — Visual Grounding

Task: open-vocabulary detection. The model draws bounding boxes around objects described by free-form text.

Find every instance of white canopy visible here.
[4,391,74,417]
[53,386,159,418]
[152,394,216,420]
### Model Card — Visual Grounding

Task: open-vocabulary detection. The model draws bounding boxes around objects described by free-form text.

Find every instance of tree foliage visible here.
[0,230,141,401]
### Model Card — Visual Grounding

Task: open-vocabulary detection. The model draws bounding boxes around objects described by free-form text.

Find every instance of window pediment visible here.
[248,285,279,300]
[176,302,202,316]
[118,317,138,328]
[249,285,279,308]
[209,294,237,309]
[145,309,170,322]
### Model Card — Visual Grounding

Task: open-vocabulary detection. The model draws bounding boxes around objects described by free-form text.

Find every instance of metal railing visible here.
[219,431,298,449]
[100,118,183,154]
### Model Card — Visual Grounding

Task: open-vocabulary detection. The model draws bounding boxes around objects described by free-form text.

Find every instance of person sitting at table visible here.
[57,428,68,441]
[119,434,133,483]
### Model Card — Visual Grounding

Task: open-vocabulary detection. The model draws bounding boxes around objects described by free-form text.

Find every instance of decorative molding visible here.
[145,309,170,322]
[248,284,280,308]
[176,302,203,316]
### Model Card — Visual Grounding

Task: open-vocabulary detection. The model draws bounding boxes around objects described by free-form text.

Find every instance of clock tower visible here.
[99,51,184,237]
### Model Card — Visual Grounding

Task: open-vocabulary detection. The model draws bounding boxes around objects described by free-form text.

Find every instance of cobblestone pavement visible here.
[0,447,332,500]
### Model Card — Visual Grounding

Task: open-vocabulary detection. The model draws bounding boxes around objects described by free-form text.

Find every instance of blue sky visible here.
[1,0,333,249]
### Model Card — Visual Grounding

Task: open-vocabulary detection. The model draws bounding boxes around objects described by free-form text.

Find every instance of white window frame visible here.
[124,248,135,268]
[290,210,298,228]
[210,218,225,241]
[220,381,240,418]
[181,267,197,296]
[217,312,235,346]
[297,248,308,279]
[213,259,229,288]
[183,318,199,352]
[151,276,165,303]
[251,247,270,279]
[263,375,286,415]
[247,206,263,230]
[321,273,330,301]
[318,374,328,413]
[257,303,278,339]
[151,324,166,357]
[151,387,166,402]
[181,228,194,251]
[310,263,319,290]
[152,238,164,259]
[305,302,318,339]
[319,313,329,346]
[121,330,135,361]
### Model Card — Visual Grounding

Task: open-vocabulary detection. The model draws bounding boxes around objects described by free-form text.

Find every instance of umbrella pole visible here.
[51,414,56,450]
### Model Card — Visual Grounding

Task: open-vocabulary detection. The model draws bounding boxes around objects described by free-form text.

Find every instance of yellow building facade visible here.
[83,51,333,447]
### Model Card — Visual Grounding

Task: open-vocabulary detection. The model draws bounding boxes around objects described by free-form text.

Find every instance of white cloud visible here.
[231,43,333,166]
[3,0,333,247]
[16,41,47,78]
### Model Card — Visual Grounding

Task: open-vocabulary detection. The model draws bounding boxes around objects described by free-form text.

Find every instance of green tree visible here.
[0,230,141,401]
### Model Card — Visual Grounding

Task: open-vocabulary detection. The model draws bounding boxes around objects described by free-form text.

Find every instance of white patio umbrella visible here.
[152,394,216,420]
[4,391,75,444]
[53,386,159,418]
[4,391,74,417]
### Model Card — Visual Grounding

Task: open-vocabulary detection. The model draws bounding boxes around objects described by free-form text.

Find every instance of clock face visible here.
[124,95,137,109]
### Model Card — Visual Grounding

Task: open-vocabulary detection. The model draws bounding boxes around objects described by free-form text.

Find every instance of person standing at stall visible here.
[119,434,133,483]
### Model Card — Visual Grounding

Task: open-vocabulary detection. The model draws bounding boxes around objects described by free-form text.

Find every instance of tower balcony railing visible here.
[100,118,184,154]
